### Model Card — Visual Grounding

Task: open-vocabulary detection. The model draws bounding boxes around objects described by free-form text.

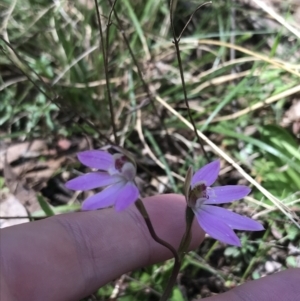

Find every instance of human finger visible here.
[202,268,300,301]
[0,194,204,301]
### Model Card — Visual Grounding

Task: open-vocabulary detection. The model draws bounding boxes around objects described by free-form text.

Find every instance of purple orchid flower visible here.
[186,160,264,246]
[65,150,139,211]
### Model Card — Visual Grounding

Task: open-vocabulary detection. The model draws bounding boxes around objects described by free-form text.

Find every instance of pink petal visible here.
[115,182,139,211]
[81,181,125,210]
[202,205,264,231]
[191,160,220,187]
[206,185,251,204]
[77,150,113,170]
[194,209,241,246]
[65,172,122,191]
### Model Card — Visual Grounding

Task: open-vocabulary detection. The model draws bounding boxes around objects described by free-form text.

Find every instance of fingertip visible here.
[200,268,300,301]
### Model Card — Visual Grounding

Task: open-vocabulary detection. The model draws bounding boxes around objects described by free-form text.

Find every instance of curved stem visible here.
[177,2,212,43]
[134,199,181,301]
[135,199,179,262]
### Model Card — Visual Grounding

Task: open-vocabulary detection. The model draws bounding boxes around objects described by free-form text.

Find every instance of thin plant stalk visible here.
[108,0,173,146]
[169,0,211,163]
[134,199,180,267]
[159,207,195,301]
[135,198,181,301]
[94,0,118,144]
[158,3,213,300]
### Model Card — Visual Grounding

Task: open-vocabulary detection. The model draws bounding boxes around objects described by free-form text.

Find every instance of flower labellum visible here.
[186,160,264,246]
[65,150,139,211]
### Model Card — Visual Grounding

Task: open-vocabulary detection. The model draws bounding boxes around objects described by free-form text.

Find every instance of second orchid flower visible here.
[185,160,264,246]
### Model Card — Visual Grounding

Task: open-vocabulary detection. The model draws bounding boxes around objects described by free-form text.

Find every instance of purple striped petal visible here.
[65,172,122,191]
[191,160,220,187]
[81,181,126,210]
[77,150,113,170]
[194,209,241,246]
[115,182,139,212]
[202,205,264,231]
[205,185,251,204]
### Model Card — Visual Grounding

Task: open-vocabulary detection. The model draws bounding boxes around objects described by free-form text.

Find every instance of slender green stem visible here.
[159,206,195,301]
[94,0,118,144]
[155,2,214,299]
[204,240,219,261]
[159,259,181,301]
[242,227,270,280]
[108,0,173,146]
[169,0,210,163]
[178,206,195,260]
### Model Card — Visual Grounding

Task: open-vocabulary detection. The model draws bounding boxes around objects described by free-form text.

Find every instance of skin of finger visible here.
[201,268,300,301]
[0,194,204,301]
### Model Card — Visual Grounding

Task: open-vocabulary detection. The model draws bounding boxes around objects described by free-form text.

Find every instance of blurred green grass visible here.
[1,0,300,300]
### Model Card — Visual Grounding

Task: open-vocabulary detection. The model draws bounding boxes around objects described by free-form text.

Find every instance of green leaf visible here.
[286,256,297,268]
[224,247,240,258]
[37,194,55,216]
[285,225,298,241]
[200,76,248,131]
[211,125,300,172]
[252,271,261,280]
[144,129,177,192]
[172,287,185,301]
